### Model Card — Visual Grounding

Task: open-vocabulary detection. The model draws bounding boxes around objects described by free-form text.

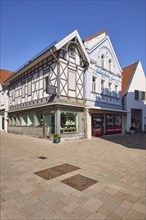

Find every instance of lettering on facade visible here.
[96,67,116,80]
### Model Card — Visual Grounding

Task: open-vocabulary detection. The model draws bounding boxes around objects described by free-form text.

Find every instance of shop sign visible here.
[96,67,116,80]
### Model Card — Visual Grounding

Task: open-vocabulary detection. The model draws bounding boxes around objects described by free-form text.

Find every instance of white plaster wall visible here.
[125,61,146,131]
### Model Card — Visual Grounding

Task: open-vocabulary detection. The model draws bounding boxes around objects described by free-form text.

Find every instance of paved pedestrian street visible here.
[0,132,146,220]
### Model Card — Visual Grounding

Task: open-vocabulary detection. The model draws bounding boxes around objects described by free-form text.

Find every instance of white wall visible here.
[125,61,146,131]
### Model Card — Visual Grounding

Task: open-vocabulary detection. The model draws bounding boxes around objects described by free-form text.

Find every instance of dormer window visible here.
[101,54,105,68]
[109,59,112,71]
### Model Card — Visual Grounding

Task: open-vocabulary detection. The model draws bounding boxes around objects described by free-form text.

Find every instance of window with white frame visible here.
[142,91,146,100]
[109,59,112,72]
[101,54,105,68]
[22,80,26,98]
[27,77,32,96]
[68,69,75,91]
[115,85,118,97]
[101,79,105,94]
[109,82,112,96]
[92,76,96,92]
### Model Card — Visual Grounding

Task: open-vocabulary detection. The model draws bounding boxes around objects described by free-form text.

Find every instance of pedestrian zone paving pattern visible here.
[0,132,146,219]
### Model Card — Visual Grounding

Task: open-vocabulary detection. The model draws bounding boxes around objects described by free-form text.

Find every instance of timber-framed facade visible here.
[6,31,89,140]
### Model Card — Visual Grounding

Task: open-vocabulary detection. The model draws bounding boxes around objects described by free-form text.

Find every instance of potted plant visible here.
[53,134,61,143]
[129,125,135,134]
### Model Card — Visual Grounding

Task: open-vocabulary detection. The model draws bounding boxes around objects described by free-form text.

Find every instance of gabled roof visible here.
[0,69,14,84]
[122,61,138,96]
[83,30,107,42]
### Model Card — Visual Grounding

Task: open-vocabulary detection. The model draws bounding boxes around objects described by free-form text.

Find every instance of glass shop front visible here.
[92,113,122,136]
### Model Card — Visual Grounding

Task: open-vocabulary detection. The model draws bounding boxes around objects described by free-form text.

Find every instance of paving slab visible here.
[0,132,146,220]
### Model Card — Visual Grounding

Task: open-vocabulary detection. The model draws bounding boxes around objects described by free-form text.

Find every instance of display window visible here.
[60,111,78,134]
[115,115,122,133]
[92,114,104,136]
[106,114,115,134]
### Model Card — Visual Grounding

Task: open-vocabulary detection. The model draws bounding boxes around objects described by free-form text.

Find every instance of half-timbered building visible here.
[5,30,89,140]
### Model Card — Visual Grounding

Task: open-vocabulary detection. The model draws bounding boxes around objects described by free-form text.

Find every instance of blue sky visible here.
[1,0,145,72]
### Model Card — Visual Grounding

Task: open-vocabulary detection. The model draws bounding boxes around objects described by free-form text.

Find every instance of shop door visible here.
[92,114,104,136]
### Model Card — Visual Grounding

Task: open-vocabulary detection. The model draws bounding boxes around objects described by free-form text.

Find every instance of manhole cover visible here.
[38,156,47,160]
[61,174,97,191]
[34,163,80,180]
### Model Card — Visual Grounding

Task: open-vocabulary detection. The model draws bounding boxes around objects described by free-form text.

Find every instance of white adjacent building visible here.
[122,60,146,133]
[0,70,14,132]
[83,31,127,138]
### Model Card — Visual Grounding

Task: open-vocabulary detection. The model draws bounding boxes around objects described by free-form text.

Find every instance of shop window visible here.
[60,111,78,134]
[9,117,12,126]
[12,116,16,126]
[21,114,27,126]
[115,115,122,133]
[50,111,55,134]
[16,116,20,126]
[106,114,114,134]
[27,113,33,127]
[34,112,43,127]
[68,69,75,91]
[92,76,96,92]
[135,90,139,100]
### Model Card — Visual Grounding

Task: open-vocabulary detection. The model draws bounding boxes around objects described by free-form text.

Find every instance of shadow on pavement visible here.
[101,133,146,150]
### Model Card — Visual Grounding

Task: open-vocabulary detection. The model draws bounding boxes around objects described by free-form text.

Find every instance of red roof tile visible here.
[122,62,138,96]
[0,69,14,84]
[83,30,107,42]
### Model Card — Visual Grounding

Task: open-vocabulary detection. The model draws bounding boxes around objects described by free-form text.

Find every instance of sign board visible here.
[46,85,57,95]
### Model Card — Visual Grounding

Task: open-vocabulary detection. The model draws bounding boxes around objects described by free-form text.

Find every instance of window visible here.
[69,46,76,58]
[101,79,105,94]
[60,111,78,134]
[21,114,27,126]
[27,113,33,126]
[109,83,112,96]
[115,85,118,97]
[27,77,32,96]
[101,54,105,68]
[68,69,75,91]
[12,89,15,101]
[16,116,20,126]
[109,59,112,71]
[142,91,146,100]
[22,80,26,98]
[135,90,139,100]
[92,76,96,92]
[44,76,49,91]
[34,112,43,127]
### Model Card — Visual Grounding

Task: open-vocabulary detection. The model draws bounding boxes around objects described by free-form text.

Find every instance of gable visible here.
[128,61,145,93]
[84,34,122,74]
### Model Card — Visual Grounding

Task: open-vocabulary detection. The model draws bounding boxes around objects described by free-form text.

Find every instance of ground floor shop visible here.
[92,113,122,136]
[8,105,85,140]
[86,108,126,138]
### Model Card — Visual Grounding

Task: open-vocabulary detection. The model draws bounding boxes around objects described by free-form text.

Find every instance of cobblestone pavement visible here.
[0,132,146,220]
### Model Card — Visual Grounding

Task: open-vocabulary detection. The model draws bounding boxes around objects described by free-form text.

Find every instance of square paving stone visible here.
[38,156,47,160]
[34,163,80,180]
[61,174,98,191]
